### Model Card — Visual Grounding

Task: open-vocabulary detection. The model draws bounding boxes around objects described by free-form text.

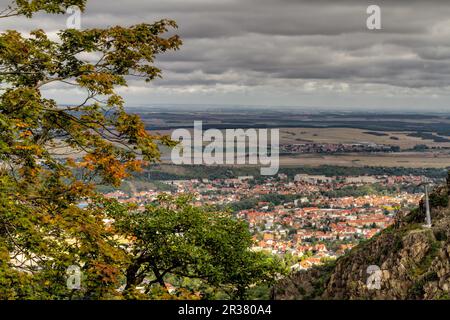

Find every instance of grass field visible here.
[153,126,450,169]
[278,152,450,168]
[279,128,450,150]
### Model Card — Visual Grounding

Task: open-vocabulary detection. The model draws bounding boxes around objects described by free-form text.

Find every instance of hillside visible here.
[273,173,450,300]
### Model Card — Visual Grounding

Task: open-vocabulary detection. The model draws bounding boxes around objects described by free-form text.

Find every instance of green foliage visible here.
[429,191,449,208]
[403,208,424,224]
[246,283,273,300]
[435,293,450,300]
[2,0,86,18]
[411,240,441,279]
[142,164,448,182]
[322,183,396,198]
[224,194,299,212]
[104,195,284,300]
[0,2,284,299]
[300,260,336,300]
[0,0,194,301]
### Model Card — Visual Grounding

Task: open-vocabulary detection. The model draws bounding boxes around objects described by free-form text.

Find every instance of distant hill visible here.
[274,172,450,300]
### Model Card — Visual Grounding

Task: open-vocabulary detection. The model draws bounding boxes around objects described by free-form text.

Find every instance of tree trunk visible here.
[152,265,167,289]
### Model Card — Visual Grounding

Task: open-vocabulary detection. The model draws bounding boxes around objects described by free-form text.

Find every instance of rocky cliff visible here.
[274,172,450,300]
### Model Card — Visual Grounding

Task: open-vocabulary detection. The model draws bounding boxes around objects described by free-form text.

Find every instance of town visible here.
[103,172,434,271]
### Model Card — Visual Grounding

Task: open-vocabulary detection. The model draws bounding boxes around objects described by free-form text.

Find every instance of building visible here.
[294,174,334,184]
[345,176,379,184]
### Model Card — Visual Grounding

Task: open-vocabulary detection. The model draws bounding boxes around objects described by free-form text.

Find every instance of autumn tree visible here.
[0,1,283,300]
[0,0,181,299]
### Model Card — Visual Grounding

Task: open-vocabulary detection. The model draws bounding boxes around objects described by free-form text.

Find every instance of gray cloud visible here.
[2,0,450,110]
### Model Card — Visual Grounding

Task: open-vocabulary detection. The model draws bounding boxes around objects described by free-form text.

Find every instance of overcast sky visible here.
[2,0,450,112]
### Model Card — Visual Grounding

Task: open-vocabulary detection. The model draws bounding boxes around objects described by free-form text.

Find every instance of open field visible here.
[158,151,450,169]
[150,127,450,150]
[152,125,450,169]
[278,152,450,168]
[279,128,450,150]
[153,126,450,169]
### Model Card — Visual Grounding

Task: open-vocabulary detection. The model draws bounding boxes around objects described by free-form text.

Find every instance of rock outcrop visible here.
[274,174,450,300]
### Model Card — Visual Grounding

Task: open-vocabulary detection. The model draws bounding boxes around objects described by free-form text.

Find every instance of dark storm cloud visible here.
[81,0,450,90]
[2,0,450,108]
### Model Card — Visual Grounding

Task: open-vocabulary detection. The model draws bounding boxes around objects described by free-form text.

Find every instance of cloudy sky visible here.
[2,0,450,111]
